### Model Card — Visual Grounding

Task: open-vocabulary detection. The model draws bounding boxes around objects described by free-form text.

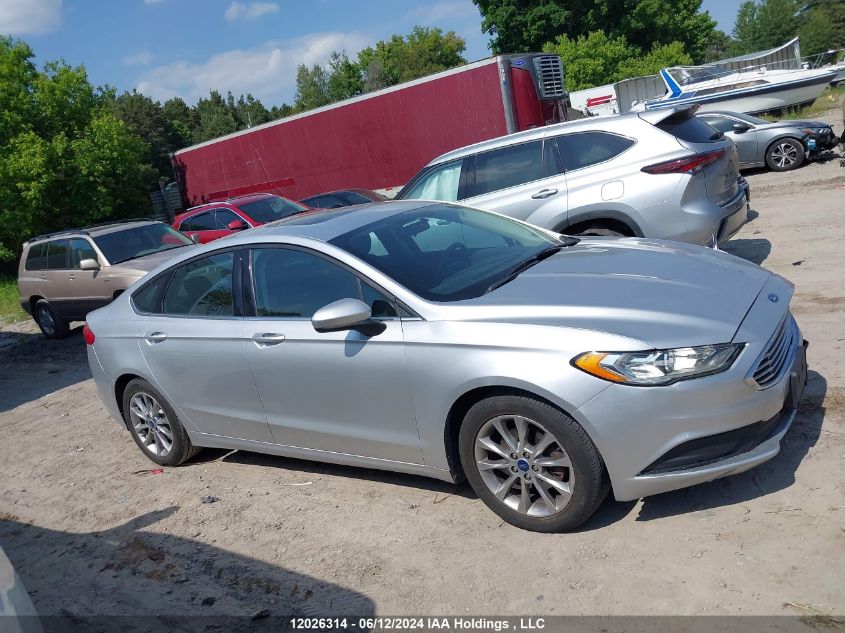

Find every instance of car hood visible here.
[756,120,830,131]
[108,246,194,274]
[449,238,773,349]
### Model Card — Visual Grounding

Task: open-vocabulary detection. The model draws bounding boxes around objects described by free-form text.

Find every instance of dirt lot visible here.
[1,107,844,622]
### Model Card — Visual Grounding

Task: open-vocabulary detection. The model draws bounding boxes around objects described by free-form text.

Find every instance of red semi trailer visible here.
[171,53,568,206]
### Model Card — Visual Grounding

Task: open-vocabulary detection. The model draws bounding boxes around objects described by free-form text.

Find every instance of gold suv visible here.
[17,220,194,338]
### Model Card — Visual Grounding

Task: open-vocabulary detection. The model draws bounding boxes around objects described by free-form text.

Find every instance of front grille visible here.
[532,55,566,100]
[750,314,797,389]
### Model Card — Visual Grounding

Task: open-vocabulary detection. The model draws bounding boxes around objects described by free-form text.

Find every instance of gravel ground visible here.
[1,106,843,622]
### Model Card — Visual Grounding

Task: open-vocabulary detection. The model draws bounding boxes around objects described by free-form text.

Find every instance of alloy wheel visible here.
[771,143,798,168]
[474,414,574,517]
[129,392,174,457]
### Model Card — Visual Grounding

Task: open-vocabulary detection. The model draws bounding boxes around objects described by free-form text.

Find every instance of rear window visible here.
[655,113,722,143]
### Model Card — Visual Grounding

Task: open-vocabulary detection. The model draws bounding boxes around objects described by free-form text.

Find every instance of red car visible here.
[172,193,309,243]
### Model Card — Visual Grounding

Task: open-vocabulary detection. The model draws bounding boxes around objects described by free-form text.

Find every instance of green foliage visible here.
[0,274,27,323]
[474,0,715,63]
[703,30,733,63]
[730,0,799,55]
[543,32,691,91]
[358,27,467,87]
[193,90,238,143]
[0,37,149,262]
[294,64,331,112]
[327,52,363,102]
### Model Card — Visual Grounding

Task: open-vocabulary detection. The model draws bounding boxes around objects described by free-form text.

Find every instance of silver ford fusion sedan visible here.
[85,201,807,532]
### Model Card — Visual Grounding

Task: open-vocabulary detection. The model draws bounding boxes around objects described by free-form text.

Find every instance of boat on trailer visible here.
[630,64,837,114]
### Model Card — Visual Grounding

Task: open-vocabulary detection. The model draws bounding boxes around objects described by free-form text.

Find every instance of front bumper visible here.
[574,287,807,502]
[806,129,839,153]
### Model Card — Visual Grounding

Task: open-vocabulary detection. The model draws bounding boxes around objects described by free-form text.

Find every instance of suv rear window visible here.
[655,112,722,143]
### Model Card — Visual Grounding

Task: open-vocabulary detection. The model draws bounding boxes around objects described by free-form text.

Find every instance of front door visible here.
[137,250,273,442]
[67,238,109,318]
[243,245,422,464]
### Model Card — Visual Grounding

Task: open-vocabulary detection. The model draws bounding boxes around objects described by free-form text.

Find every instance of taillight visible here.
[642,149,724,175]
[83,323,95,346]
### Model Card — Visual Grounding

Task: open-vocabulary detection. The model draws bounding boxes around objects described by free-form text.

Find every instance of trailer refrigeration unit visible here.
[171,53,568,206]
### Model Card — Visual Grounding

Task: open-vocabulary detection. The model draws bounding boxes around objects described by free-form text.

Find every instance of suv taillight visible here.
[83,323,95,346]
[642,149,724,175]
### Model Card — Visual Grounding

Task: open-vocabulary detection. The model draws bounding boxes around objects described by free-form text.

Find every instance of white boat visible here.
[630,64,838,114]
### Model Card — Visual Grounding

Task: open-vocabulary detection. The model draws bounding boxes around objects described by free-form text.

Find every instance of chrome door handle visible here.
[144,332,167,343]
[252,332,286,346]
[531,188,559,199]
[68,274,76,280]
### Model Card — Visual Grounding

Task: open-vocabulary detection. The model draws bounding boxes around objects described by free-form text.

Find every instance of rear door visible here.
[42,240,71,317]
[461,139,563,222]
[137,249,273,442]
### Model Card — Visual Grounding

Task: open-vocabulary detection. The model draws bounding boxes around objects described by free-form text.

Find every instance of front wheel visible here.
[458,395,608,532]
[122,378,202,466]
[765,138,805,171]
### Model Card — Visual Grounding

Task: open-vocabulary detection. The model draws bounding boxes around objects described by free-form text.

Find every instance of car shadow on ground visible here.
[632,369,826,522]
[0,508,375,630]
[0,327,90,413]
[722,237,772,265]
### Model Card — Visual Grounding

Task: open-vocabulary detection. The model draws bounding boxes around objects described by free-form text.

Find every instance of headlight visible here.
[572,343,743,386]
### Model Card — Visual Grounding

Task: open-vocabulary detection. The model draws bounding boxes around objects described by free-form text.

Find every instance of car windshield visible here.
[329,203,565,302]
[239,196,308,223]
[93,224,193,264]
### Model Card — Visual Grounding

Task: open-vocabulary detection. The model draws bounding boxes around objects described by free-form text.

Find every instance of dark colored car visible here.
[299,189,388,209]
[173,193,309,243]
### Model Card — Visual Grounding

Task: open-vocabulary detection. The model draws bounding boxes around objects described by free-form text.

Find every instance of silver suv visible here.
[397,107,749,246]
[18,220,193,338]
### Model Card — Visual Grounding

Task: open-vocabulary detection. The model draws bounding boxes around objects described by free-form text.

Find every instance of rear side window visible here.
[162,252,234,316]
[554,132,635,171]
[45,240,69,270]
[132,274,170,314]
[655,113,722,143]
[25,243,47,270]
[471,140,543,197]
[180,212,216,232]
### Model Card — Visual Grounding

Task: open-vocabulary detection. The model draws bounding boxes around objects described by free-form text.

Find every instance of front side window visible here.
[554,132,635,171]
[700,116,735,134]
[251,248,396,318]
[69,238,98,269]
[93,223,192,265]
[214,209,244,228]
[400,159,463,202]
[45,240,69,270]
[181,212,216,232]
[330,203,559,302]
[471,140,543,197]
[162,252,234,316]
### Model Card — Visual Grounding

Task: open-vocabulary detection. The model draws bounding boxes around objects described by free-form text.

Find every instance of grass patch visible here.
[0,274,27,324]
[762,85,845,121]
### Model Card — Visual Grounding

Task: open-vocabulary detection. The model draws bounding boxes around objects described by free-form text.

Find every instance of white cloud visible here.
[0,0,62,35]
[123,50,153,66]
[224,1,279,22]
[135,31,370,104]
[404,0,478,25]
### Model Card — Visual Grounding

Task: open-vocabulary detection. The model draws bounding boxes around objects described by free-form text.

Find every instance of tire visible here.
[458,394,608,532]
[34,299,69,339]
[573,224,627,238]
[122,378,202,466]
[765,138,805,171]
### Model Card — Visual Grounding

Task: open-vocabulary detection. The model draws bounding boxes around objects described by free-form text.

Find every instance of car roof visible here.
[25,219,161,245]
[427,112,644,166]
[239,200,445,243]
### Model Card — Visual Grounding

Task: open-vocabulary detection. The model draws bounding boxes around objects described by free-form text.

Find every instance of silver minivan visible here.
[397,107,749,246]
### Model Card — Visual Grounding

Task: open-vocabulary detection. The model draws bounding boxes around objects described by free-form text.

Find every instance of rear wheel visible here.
[122,378,201,466]
[459,395,608,532]
[34,299,69,339]
[765,138,804,171]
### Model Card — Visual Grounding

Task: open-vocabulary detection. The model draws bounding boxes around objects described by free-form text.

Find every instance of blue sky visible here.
[1,0,741,106]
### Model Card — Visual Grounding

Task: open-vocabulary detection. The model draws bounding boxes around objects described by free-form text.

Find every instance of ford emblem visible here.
[768,293,779,303]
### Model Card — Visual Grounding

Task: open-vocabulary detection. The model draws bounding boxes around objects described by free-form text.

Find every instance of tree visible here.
[730,0,800,55]
[703,30,733,62]
[327,52,363,102]
[193,90,238,143]
[473,0,716,63]
[293,64,331,112]
[109,91,177,186]
[235,93,271,129]
[798,0,845,56]
[162,96,196,147]
[0,37,148,262]
[544,31,691,91]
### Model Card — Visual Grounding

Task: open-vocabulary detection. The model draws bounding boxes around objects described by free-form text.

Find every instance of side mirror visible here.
[732,122,751,133]
[227,219,248,231]
[311,298,384,335]
[79,258,100,271]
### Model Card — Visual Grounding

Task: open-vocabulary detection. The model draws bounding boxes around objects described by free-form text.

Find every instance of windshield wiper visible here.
[485,244,564,294]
